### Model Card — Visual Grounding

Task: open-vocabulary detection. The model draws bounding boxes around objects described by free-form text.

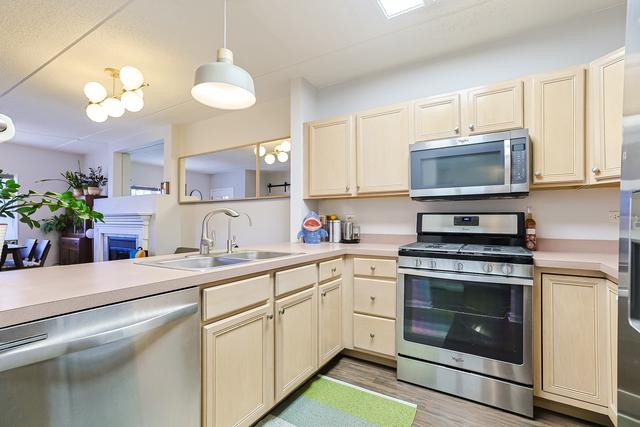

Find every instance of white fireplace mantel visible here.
[93,213,152,262]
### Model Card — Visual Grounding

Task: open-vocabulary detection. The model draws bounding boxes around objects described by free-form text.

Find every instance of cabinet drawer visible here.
[353,314,395,357]
[354,258,396,279]
[318,258,343,283]
[202,274,271,321]
[275,264,317,297]
[354,278,396,318]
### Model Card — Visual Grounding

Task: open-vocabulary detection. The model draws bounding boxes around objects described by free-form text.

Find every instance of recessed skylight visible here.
[377,0,425,18]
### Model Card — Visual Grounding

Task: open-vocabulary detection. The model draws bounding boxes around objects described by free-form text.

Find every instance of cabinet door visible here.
[464,80,523,135]
[589,48,625,183]
[607,281,618,425]
[307,115,355,197]
[203,304,274,427]
[356,104,410,194]
[530,67,586,185]
[413,93,461,141]
[318,279,343,366]
[542,274,607,406]
[275,287,318,401]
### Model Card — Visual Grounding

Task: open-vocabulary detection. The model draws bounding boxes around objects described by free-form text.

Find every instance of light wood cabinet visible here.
[541,274,608,407]
[589,48,625,184]
[356,103,410,194]
[413,93,461,141]
[307,115,355,197]
[353,277,396,319]
[353,313,395,357]
[275,287,318,401]
[529,66,586,186]
[318,279,343,366]
[464,79,524,135]
[203,304,274,427]
[607,281,618,425]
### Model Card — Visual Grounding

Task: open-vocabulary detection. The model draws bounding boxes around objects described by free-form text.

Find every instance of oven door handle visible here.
[398,267,533,286]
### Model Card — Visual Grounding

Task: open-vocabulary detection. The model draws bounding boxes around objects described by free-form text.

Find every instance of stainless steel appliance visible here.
[410,129,529,200]
[618,1,640,425]
[397,212,533,417]
[329,219,342,243]
[0,287,200,427]
[341,216,361,243]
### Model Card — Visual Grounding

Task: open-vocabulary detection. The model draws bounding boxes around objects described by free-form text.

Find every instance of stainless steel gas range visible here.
[396,212,534,417]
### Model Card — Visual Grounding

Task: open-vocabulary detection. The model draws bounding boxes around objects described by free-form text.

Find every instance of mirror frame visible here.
[178,136,291,204]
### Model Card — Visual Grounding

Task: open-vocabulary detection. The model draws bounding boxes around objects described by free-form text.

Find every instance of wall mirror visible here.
[179,137,290,203]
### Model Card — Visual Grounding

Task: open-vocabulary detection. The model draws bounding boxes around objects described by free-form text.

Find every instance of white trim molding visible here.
[93,213,152,262]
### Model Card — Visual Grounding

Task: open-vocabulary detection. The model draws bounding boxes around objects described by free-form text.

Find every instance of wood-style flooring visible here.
[320,356,596,427]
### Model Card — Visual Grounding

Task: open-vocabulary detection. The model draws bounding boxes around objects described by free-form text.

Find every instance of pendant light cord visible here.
[223,0,227,48]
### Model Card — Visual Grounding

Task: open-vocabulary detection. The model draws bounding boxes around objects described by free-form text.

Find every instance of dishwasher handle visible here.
[0,302,197,373]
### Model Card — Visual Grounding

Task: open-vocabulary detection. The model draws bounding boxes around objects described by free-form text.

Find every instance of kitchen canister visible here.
[328,219,342,243]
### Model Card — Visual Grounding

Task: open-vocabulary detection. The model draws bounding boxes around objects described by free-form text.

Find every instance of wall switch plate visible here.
[609,211,621,223]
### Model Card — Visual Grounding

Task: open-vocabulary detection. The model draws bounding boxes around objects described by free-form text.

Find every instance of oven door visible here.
[397,268,532,385]
[410,138,510,199]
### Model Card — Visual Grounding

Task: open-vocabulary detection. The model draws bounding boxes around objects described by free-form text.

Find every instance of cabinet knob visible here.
[454,127,460,134]
[592,167,601,174]
[345,185,350,192]
[534,171,542,177]
[279,308,286,315]
[321,291,327,298]
[267,314,274,320]
[331,267,337,273]
[370,265,376,273]
[369,333,375,338]
[469,124,475,131]
[370,295,376,302]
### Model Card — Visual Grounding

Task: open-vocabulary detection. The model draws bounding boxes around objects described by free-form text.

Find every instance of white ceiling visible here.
[128,141,164,166]
[0,0,624,154]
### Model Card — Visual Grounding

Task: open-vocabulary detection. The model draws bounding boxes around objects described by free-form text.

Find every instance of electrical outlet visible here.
[608,211,620,223]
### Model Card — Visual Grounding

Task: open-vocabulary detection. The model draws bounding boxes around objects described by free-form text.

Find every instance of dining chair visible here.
[1,238,37,270]
[0,224,6,269]
[23,240,51,268]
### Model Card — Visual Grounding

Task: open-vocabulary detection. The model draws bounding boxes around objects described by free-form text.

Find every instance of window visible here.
[130,185,161,196]
[0,173,19,241]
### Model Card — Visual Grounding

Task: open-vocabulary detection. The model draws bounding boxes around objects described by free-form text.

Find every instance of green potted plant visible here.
[0,170,103,230]
[39,161,87,198]
[86,167,108,196]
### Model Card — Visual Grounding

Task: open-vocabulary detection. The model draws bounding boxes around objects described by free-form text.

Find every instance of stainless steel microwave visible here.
[410,129,529,200]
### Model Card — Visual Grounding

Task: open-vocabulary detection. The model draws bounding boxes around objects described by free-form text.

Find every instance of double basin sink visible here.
[138,251,296,271]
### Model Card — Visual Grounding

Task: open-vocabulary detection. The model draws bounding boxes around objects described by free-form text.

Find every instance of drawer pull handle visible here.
[279,308,285,316]
[331,267,337,273]
[267,314,274,320]
[370,296,376,302]
[369,333,375,338]
[370,266,376,273]
[321,291,327,298]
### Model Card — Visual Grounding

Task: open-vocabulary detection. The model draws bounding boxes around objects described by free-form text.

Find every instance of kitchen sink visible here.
[137,251,297,271]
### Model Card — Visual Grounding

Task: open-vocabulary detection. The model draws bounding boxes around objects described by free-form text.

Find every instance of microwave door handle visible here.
[504,139,511,187]
[0,302,197,373]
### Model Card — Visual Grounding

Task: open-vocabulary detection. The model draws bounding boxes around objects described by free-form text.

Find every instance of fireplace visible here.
[93,214,151,262]
[107,236,138,260]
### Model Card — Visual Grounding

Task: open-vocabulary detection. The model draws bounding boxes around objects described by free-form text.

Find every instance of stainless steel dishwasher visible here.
[0,287,200,427]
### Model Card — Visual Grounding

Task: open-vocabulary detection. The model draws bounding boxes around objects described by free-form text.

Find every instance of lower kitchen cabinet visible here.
[540,274,611,411]
[203,304,274,427]
[275,287,318,401]
[353,313,395,357]
[318,279,343,366]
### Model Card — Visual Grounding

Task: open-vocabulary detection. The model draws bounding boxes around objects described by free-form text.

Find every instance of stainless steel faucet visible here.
[226,212,252,253]
[200,208,240,255]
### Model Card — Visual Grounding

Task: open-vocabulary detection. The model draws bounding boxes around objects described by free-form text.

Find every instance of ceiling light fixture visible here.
[0,114,16,143]
[84,67,148,123]
[191,0,256,110]
[260,140,290,164]
[376,0,425,18]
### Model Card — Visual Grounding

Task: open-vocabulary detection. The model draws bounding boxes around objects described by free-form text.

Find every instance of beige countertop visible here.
[0,240,619,329]
[0,242,398,329]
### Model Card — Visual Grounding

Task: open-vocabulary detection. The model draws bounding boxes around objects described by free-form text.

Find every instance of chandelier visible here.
[255,139,291,165]
[84,66,148,123]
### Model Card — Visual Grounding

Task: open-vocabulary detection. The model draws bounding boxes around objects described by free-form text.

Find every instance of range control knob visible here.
[429,260,437,269]
[415,258,422,267]
[455,262,464,271]
[501,263,514,275]
[483,263,493,273]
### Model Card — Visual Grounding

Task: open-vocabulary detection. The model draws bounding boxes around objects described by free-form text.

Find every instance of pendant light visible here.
[191,0,256,110]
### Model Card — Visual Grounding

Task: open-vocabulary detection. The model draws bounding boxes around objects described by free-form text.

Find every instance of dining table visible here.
[4,244,26,269]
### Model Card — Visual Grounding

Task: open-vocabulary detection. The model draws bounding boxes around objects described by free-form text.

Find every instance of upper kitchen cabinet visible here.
[528,66,586,186]
[413,93,461,142]
[464,79,524,135]
[356,103,410,194]
[589,48,625,184]
[306,115,355,197]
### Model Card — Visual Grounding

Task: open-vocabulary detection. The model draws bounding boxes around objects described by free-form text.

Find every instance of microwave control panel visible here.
[510,137,528,184]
